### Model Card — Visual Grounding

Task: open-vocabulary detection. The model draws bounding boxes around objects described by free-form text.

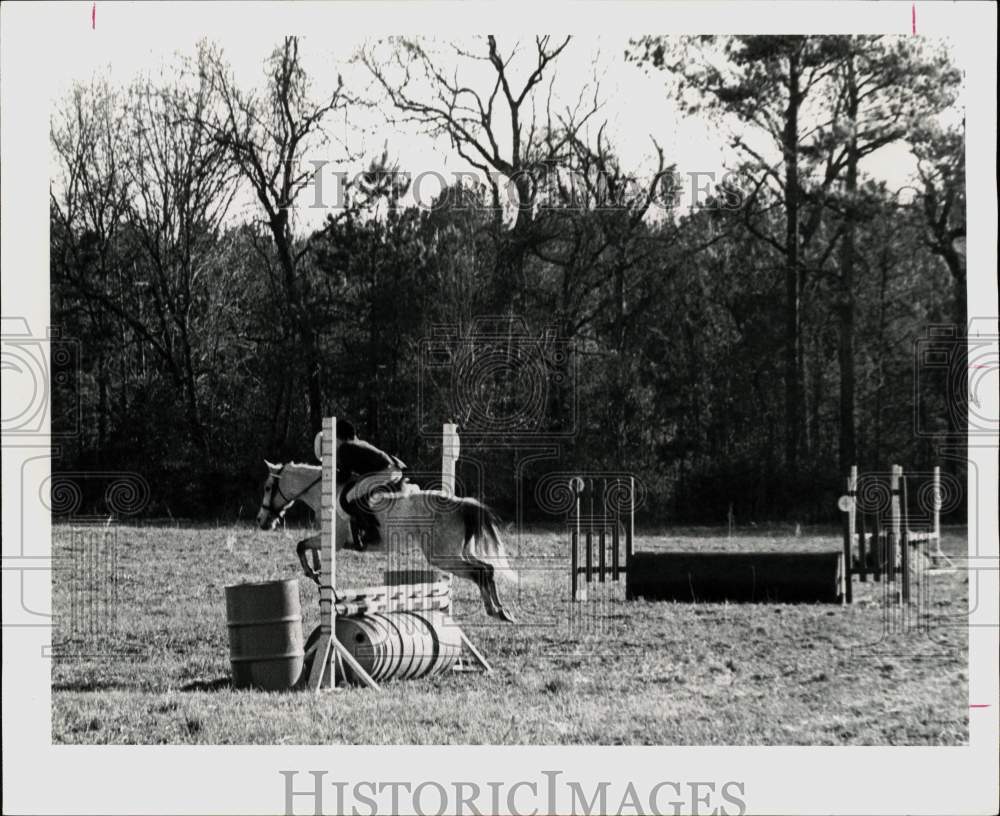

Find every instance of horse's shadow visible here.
[53,676,234,692]
[180,677,232,692]
[52,679,126,692]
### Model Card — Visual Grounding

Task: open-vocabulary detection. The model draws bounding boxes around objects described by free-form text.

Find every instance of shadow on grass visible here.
[180,677,233,692]
[52,680,128,692]
[53,676,235,692]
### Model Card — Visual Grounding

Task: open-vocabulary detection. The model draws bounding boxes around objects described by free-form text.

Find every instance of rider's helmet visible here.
[336,419,358,441]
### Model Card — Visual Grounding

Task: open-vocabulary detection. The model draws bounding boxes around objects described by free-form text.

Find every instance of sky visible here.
[51,31,965,232]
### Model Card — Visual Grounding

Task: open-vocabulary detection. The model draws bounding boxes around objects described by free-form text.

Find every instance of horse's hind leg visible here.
[468,560,515,623]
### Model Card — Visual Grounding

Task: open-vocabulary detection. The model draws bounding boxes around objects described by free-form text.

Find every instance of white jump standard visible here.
[302,417,492,692]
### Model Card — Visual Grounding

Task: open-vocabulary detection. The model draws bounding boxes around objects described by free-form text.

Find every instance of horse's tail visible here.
[460,498,515,581]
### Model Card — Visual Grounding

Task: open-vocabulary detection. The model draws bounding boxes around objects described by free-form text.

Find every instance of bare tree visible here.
[50,78,132,454]
[121,68,239,453]
[359,35,602,307]
[203,36,348,433]
[51,65,238,454]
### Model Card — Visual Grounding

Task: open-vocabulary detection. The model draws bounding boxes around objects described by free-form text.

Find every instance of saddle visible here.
[338,474,407,550]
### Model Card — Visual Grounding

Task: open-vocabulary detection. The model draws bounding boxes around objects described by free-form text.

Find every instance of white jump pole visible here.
[926,465,955,570]
[442,422,460,496]
[305,418,337,690]
[933,466,941,544]
[303,418,492,688]
[441,421,494,673]
[305,417,379,692]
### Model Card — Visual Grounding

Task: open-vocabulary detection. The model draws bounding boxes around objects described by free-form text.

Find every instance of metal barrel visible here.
[409,610,462,677]
[332,611,462,684]
[382,612,436,679]
[225,579,305,691]
[335,614,398,683]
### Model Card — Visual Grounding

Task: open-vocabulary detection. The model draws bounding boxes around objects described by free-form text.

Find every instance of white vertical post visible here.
[442,422,460,496]
[307,418,337,690]
[848,464,858,556]
[933,466,941,544]
[843,465,858,604]
[307,417,379,692]
[890,465,902,561]
[321,418,337,687]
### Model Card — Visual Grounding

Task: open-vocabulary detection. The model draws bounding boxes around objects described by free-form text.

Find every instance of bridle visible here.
[260,466,321,526]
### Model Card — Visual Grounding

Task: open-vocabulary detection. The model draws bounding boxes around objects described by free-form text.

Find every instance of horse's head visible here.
[257,460,288,529]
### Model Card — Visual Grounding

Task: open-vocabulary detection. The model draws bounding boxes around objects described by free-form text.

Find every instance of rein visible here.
[262,468,321,524]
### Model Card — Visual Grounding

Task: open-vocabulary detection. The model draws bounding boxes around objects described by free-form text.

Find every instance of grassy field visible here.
[51,522,968,745]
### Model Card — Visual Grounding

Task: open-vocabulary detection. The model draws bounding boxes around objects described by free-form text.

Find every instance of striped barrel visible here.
[314,611,462,684]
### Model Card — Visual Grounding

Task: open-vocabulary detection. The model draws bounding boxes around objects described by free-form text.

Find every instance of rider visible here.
[335,419,406,548]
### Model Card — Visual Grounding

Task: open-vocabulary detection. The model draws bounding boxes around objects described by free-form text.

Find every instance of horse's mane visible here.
[283,461,320,471]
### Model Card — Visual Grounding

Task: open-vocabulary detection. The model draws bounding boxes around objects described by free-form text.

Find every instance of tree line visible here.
[50,35,966,523]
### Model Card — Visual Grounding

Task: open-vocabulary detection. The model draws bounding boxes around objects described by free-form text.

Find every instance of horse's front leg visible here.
[296,535,321,585]
[309,541,322,580]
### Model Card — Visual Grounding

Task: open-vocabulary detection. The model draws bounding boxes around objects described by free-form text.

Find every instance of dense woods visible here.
[50,35,967,522]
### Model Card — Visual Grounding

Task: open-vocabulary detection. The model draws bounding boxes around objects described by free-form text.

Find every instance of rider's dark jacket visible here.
[337,439,401,478]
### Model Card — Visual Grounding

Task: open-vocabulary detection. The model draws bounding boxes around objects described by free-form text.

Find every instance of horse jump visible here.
[567,464,947,605]
[303,417,491,691]
[569,477,634,602]
[840,464,951,605]
[569,476,840,604]
[257,422,515,621]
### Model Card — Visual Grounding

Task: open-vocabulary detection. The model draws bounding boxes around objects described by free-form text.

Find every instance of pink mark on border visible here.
[92,3,96,30]
[911,4,916,35]
[969,704,990,708]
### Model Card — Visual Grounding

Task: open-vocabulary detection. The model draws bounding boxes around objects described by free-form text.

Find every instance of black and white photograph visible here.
[2,2,997,815]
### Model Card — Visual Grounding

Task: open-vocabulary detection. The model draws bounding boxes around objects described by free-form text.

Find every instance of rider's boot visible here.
[345,495,381,548]
[361,519,381,546]
[349,518,366,551]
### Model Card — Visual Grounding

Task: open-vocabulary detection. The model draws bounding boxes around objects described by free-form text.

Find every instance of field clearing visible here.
[51,522,968,745]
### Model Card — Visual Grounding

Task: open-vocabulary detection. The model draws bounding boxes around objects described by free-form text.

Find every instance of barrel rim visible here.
[227,614,302,627]
[225,577,300,591]
[230,650,305,663]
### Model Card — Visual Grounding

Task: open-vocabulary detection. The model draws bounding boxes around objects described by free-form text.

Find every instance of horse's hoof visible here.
[494,608,516,624]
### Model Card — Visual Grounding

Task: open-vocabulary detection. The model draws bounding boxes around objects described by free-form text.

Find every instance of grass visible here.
[51,522,968,744]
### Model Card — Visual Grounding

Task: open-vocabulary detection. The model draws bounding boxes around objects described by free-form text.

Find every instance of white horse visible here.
[256,461,516,622]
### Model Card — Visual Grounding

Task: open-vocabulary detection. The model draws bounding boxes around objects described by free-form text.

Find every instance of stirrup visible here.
[349,520,367,551]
